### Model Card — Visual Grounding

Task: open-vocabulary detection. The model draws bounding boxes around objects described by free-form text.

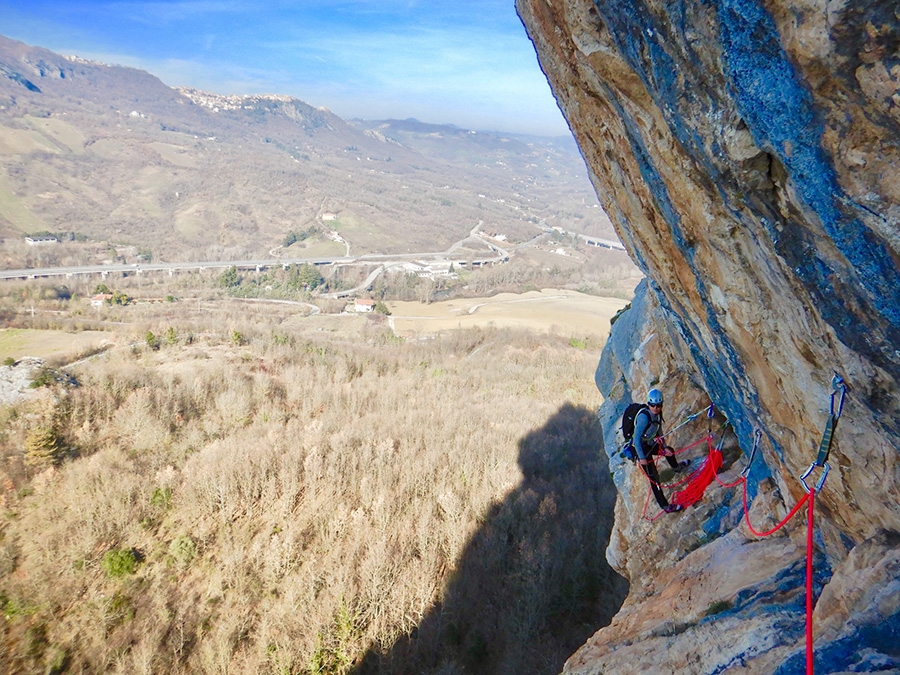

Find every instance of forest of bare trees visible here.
[0,301,627,674]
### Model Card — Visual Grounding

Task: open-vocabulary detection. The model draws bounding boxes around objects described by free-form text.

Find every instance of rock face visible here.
[516,0,900,672]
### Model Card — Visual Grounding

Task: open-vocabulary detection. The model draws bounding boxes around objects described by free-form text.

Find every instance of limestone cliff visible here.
[516,0,900,672]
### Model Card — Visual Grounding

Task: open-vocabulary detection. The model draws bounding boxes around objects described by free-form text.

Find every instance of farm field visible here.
[386,289,629,338]
[0,328,116,361]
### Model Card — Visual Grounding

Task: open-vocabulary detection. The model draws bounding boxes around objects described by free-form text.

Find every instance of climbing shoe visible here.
[663,504,683,513]
[672,459,691,473]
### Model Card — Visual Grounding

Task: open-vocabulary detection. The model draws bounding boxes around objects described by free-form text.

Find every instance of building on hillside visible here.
[395,261,429,276]
[393,261,458,279]
[354,298,376,313]
[90,294,113,307]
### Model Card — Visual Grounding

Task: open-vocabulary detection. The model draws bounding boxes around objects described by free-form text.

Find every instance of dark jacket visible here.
[633,408,662,461]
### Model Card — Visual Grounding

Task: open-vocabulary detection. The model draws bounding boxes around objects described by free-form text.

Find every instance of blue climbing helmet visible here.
[647,388,664,406]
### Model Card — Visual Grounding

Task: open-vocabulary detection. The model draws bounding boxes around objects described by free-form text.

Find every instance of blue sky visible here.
[0,0,571,136]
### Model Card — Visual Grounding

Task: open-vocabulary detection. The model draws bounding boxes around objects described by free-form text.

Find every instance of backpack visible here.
[621,403,649,442]
[619,403,649,463]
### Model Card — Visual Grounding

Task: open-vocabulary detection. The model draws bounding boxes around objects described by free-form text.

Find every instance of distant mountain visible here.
[349,117,585,165]
[0,34,613,265]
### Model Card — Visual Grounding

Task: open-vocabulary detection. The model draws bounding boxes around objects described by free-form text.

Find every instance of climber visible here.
[635,388,690,513]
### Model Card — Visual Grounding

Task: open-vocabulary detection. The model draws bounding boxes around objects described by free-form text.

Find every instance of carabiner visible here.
[799,461,830,493]
[740,429,762,479]
[830,374,847,418]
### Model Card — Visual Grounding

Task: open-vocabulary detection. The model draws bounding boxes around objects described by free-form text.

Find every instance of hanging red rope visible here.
[639,435,724,515]
[806,489,816,674]
[670,437,722,509]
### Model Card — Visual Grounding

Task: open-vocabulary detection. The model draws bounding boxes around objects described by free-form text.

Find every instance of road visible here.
[2,217,512,294]
[0,249,507,282]
[1,224,624,285]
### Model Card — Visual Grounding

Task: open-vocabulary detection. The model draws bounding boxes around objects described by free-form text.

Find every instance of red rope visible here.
[807,489,816,675]
[741,477,810,537]
[722,459,818,674]
[713,456,744,489]
[639,436,714,520]
[671,438,721,508]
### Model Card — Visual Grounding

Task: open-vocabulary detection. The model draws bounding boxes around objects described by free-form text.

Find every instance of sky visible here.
[0,0,572,136]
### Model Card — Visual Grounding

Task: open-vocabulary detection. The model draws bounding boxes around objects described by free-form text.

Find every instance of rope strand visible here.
[807,489,816,675]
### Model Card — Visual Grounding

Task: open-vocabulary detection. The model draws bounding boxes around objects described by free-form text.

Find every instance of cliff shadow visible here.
[352,402,629,675]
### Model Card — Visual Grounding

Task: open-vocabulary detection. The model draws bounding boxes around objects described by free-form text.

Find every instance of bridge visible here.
[578,234,626,251]
[0,250,508,282]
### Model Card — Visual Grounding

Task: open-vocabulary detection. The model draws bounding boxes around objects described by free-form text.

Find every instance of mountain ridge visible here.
[0,33,613,267]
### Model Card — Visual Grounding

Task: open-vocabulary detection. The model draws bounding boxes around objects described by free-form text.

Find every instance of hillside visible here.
[0,306,626,674]
[0,34,614,268]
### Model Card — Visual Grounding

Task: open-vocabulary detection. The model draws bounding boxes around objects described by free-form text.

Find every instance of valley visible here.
[0,32,636,675]
[0,35,617,273]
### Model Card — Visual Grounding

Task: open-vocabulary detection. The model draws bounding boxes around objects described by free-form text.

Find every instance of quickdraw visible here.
[740,429,761,479]
[799,374,847,494]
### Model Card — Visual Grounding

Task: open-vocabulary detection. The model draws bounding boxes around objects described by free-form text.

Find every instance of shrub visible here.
[145,331,160,351]
[150,487,172,510]
[218,266,240,289]
[2,357,14,367]
[29,366,58,388]
[103,591,134,627]
[288,263,324,291]
[46,646,68,674]
[569,337,587,349]
[101,548,138,578]
[169,536,196,568]
[309,601,361,675]
[705,599,733,617]
[24,426,63,468]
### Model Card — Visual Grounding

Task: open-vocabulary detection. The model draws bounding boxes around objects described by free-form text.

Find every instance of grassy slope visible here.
[0,312,626,674]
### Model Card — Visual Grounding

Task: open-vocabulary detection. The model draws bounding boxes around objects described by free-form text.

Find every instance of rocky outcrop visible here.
[516,0,900,672]
[0,357,44,406]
